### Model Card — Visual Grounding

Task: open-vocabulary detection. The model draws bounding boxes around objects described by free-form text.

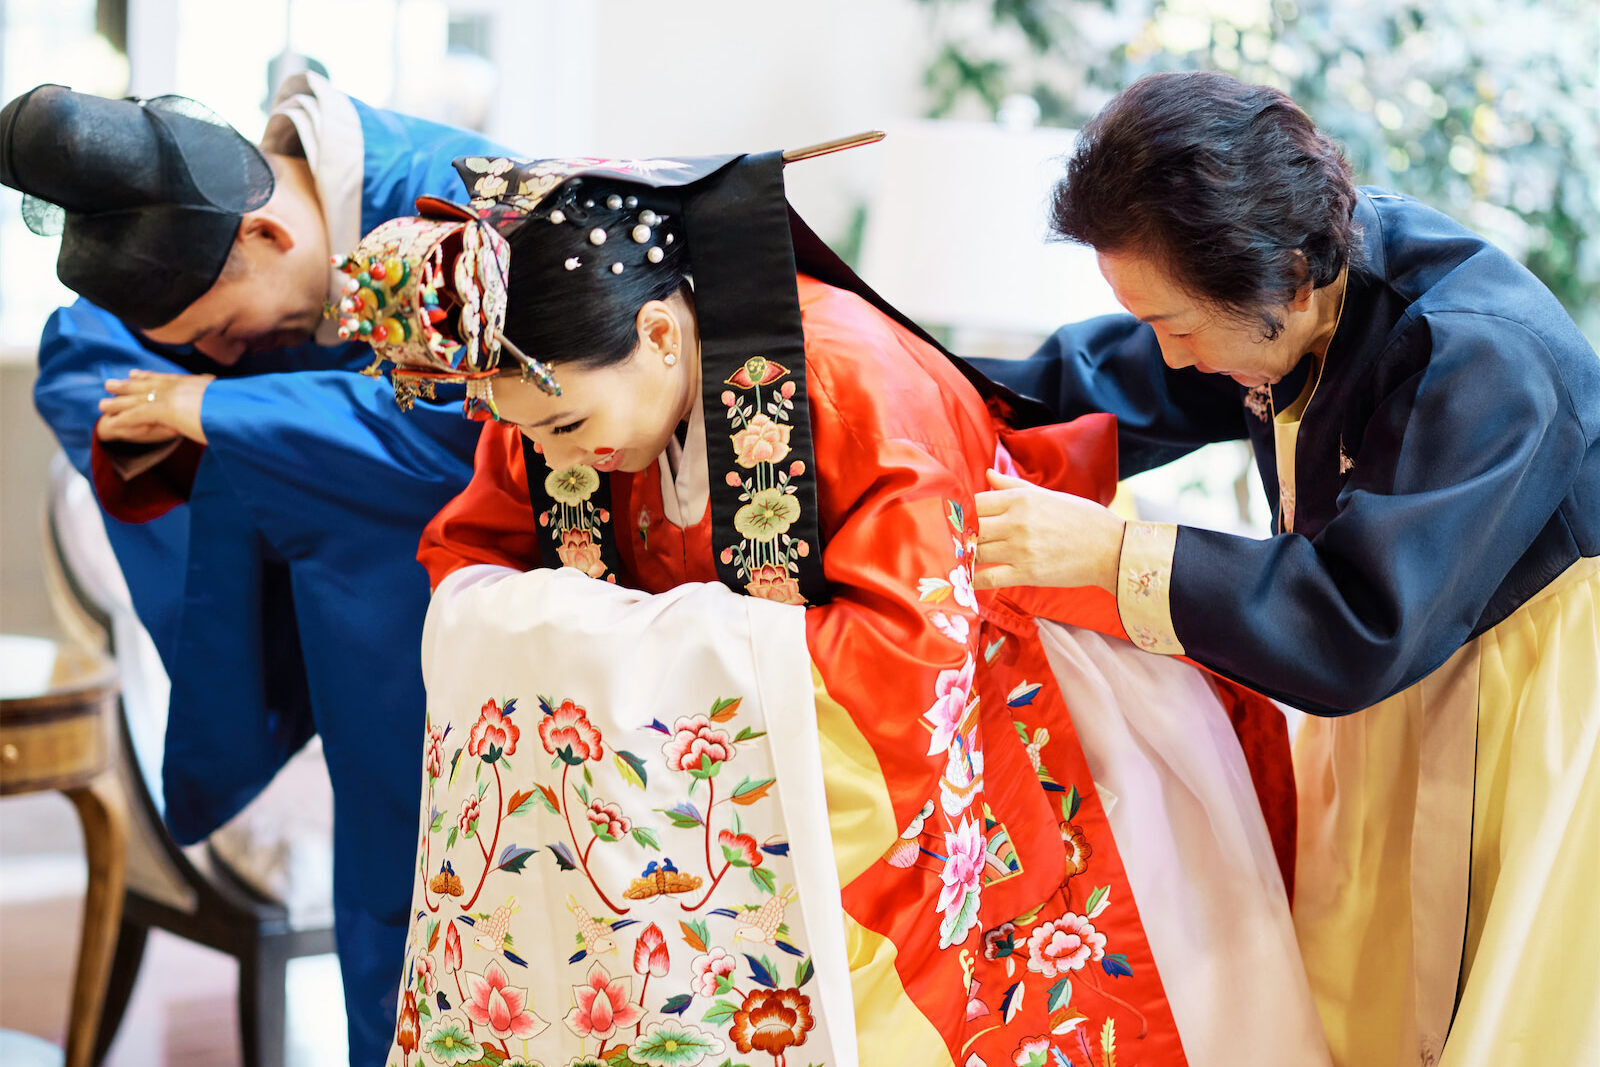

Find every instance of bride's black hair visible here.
[502,177,693,370]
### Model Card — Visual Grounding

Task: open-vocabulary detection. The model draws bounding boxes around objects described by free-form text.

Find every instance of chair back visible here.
[41,451,197,912]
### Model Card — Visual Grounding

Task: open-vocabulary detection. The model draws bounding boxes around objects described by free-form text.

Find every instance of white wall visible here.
[491,0,934,246]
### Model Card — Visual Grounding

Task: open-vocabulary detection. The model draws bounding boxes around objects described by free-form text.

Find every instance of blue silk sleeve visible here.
[352,100,511,232]
[35,300,190,476]
[34,302,200,662]
[197,371,479,560]
[967,314,1249,475]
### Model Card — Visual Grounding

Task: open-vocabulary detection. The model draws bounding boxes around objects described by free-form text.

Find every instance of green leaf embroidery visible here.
[1083,884,1109,917]
[794,957,815,988]
[614,749,649,790]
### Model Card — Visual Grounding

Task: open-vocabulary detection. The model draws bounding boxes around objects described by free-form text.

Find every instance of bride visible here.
[344,149,1328,1067]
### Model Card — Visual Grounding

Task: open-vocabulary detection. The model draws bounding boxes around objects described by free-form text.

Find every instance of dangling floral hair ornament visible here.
[330,196,559,416]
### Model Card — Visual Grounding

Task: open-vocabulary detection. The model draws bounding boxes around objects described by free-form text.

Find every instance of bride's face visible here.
[487,292,699,474]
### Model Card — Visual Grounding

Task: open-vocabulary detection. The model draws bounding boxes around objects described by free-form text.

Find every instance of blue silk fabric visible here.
[972,189,1600,715]
[32,96,507,1065]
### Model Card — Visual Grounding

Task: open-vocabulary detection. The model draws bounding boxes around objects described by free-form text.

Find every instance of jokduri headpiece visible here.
[0,84,274,329]
[329,208,562,412]
[345,135,1047,606]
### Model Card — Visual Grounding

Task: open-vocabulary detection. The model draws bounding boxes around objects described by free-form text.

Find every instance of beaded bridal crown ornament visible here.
[332,206,559,413]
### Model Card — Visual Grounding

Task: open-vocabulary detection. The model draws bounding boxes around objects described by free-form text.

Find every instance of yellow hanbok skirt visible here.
[1293,554,1600,1066]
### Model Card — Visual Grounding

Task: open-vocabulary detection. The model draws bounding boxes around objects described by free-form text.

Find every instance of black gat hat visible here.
[0,84,273,328]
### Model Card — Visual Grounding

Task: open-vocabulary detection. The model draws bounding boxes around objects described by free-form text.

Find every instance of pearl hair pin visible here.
[588,228,607,245]
[565,257,581,271]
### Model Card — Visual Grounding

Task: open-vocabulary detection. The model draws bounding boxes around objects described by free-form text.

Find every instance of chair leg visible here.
[91,917,149,1065]
[238,938,289,1067]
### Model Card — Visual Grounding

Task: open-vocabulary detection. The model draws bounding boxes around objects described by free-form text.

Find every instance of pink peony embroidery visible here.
[415,953,437,996]
[924,654,976,756]
[555,527,607,579]
[730,413,793,468]
[718,829,763,867]
[467,698,519,759]
[949,564,979,612]
[538,700,604,762]
[983,922,1018,960]
[1025,912,1107,978]
[690,948,738,998]
[939,817,985,914]
[745,562,804,605]
[425,726,446,779]
[1013,1035,1051,1066]
[463,960,548,1039]
[662,715,736,772]
[563,962,646,1041]
[585,798,631,840]
[458,796,481,836]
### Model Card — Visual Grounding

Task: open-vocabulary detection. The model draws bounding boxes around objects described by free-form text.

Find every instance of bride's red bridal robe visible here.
[394,275,1325,1067]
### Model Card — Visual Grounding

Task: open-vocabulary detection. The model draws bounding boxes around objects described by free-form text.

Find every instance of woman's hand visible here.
[974,470,1125,592]
[97,368,214,445]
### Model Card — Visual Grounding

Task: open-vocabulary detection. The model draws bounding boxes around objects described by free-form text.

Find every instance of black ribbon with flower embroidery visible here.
[522,437,626,585]
[682,152,829,605]
[514,152,829,603]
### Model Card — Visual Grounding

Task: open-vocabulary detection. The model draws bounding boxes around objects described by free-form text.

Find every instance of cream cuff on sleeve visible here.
[1116,520,1185,656]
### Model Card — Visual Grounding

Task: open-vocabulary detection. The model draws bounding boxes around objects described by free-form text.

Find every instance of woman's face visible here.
[1096,249,1322,388]
[487,293,698,473]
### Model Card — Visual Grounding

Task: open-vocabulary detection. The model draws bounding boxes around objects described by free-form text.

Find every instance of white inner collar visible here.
[657,392,709,529]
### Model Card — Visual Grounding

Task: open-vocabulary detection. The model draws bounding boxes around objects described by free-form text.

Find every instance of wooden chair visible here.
[40,452,338,1067]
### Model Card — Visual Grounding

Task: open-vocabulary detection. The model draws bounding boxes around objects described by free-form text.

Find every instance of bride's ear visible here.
[635,300,683,364]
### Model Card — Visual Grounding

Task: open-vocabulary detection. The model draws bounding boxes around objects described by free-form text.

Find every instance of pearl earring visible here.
[663,349,679,367]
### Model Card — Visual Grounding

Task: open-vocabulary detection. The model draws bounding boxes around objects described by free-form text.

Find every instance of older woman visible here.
[972,72,1600,1067]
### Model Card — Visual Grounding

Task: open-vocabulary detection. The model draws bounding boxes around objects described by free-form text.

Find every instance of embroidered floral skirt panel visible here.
[386,566,1328,1067]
